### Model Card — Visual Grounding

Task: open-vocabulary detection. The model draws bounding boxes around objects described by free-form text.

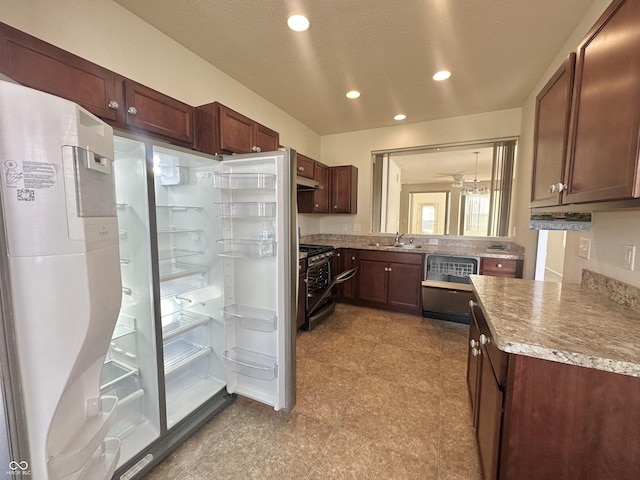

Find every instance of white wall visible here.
[0,0,321,159]
[315,109,522,235]
[512,0,640,287]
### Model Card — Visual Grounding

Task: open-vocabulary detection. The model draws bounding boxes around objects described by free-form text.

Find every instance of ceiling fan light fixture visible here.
[287,14,310,32]
[459,152,490,196]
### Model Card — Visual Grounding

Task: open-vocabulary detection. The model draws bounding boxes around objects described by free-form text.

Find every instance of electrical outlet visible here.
[428,238,439,246]
[578,237,591,259]
[353,223,361,232]
[623,245,636,271]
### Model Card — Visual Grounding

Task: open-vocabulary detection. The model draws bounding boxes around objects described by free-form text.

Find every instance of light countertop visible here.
[470,275,640,377]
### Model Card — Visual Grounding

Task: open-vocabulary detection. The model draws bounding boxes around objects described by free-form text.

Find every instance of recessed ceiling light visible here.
[346,90,361,99]
[394,114,407,121]
[433,70,452,81]
[287,14,310,32]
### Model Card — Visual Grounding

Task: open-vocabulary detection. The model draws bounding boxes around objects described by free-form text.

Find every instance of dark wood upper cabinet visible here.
[298,157,330,213]
[195,102,279,155]
[564,0,640,204]
[296,154,315,179]
[0,22,123,123]
[330,165,358,214]
[530,54,575,208]
[124,80,194,146]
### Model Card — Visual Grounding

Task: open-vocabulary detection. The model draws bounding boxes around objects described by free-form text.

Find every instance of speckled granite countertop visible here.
[470,275,640,377]
[301,236,524,260]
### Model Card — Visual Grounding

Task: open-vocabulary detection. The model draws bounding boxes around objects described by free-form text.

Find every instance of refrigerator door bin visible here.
[163,338,212,376]
[47,396,119,478]
[61,437,121,480]
[214,202,277,218]
[222,304,277,332]
[158,262,209,282]
[162,311,212,341]
[216,238,277,258]
[112,313,137,339]
[213,173,276,190]
[223,347,278,381]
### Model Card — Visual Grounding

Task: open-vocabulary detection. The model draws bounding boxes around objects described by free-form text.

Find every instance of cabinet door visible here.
[386,262,421,313]
[312,162,330,213]
[339,249,359,300]
[124,80,194,146]
[218,104,254,154]
[0,22,123,123]
[330,166,358,214]
[357,260,387,305]
[530,54,575,208]
[476,348,504,480]
[253,122,279,153]
[565,0,640,204]
[296,154,315,179]
[467,308,481,428]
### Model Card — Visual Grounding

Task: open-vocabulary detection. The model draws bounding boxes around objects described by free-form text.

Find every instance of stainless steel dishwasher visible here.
[421,254,480,323]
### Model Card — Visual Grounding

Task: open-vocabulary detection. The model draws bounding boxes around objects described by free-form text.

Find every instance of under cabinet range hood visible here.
[296,175,321,190]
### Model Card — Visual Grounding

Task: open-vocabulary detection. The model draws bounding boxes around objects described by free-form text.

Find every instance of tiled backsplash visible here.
[582,269,640,310]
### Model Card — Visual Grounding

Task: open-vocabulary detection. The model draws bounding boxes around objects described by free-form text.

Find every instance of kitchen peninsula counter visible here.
[470,274,640,377]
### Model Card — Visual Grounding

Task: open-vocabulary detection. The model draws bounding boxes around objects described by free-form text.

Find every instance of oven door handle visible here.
[307,267,359,318]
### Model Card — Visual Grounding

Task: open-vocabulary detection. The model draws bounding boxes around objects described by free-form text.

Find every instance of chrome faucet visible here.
[393,232,405,245]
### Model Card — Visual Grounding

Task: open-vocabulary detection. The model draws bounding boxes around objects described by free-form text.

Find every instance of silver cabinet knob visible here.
[351,257,356,260]
[497,263,503,268]
[472,347,481,357]
[469,300,477,308]
[334,205,338,209]
[470,339,478,348]
[251,146,262,153]
[108,100,119,110]
[549,183,567,193]
[336,253,341,257]
[315,204,319,208]
[127,106,137,115]
[479,334,490,345]
[298,166,304,171]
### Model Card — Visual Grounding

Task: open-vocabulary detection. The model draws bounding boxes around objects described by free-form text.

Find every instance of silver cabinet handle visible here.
[127,106,137,115]
[469,300,477,308]
[108,100,119,110]
[470,339,478,348]
[479,334,490,345]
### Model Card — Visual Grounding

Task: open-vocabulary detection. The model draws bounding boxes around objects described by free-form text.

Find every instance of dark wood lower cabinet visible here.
[468,301,640,479]
[341,250,422,315]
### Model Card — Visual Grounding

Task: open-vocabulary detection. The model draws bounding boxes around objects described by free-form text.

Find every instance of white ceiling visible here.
[113,0,593,136]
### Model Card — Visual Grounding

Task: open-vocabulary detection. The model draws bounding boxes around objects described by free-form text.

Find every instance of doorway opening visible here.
[535,230,566,282]
[408,191,449,235]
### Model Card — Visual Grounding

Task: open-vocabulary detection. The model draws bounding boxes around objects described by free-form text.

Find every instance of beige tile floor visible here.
[143,304,482,479]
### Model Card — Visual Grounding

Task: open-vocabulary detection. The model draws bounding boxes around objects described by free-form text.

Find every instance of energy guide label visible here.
[3,159,57,190]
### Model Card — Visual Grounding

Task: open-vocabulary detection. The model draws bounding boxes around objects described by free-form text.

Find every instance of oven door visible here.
[421,280,475,324]
[305,265,358,330]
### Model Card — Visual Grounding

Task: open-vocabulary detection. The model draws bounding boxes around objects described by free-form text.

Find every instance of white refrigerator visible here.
[0,81,122,478]
[106,135,297,478]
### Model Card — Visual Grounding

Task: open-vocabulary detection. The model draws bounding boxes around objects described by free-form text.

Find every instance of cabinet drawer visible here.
[358,249,423,265]
[480,258,521,278]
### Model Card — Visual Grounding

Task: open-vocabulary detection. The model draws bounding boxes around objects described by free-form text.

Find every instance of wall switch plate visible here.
[428,238,439,246]
[623,245,636,271]
[578,237,591,259]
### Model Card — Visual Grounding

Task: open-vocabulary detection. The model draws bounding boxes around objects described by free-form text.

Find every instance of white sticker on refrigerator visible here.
[3,159,57,190]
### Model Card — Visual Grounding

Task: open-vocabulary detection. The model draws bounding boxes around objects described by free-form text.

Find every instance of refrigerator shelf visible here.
[162,311,212,341]
[157,228,204,235]
[159,275,208,299]
[48,396,119,479]
[100,360,139,393]
[216,238,277,258]
[213,173,276,190]
[158,248,206,261]
[214,202,277,218]
[156,205,204,213]
[223,347,277,381]
[222,304,277,332]
[163,338,212,376]
[159,261,209,282]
